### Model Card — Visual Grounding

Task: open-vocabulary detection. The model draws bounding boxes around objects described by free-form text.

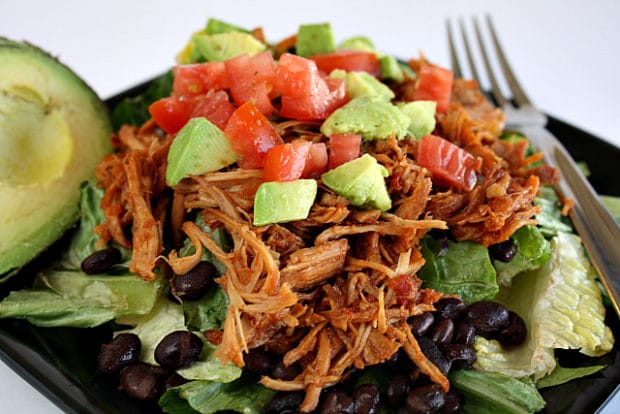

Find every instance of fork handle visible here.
[520,126,620,316]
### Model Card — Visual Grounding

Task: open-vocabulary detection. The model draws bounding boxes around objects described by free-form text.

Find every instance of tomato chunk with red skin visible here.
[190,90,235,130]
[225,52,276,117]
[413,65,454,113]
[302,142,328,178]
[224,101,283,169]
[172,62,229,96]
[328,133,362,170]
[263,141,312,182]
[310,50,381,77]
[149,96,192,134]
[417,134,478,191]
[276,53,349,120]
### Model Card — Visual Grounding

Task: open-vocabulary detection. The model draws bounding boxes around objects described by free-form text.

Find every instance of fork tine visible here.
[458,18,483,88]
[446,19,463,79]
[472,16,507,107]
[485,15,531,107]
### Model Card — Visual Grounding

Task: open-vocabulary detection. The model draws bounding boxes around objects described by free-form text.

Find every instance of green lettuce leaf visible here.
[536,362,605,389]
[419,236,498,304]
[450,369,546,414]
[600,195,620,223]
[119,297,240,383]
[494,225,551,286]
[58,180,131,270]
[533,186,573,237]
[475,232,614,380]
[159,377,276,414]
[183,285,229,332]
[0,270,164,328]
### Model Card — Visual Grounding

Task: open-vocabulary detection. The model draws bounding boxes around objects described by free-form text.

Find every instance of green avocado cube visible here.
[338,36,375,52]
[296,23,336,57]
[166,117,240,186]
[379,54,405,83]
[321,154,391,211]
[253,179,318,226]
[399,100,437,139]
[320,96,410,140]
[193,32,266,62]
[330,70,395,101]
[205,18,250,34]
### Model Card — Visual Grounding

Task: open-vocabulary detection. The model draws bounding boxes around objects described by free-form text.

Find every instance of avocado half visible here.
[0,38,112,276]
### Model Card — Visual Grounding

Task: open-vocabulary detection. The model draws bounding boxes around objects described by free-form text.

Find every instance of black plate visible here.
[0,81,619,414]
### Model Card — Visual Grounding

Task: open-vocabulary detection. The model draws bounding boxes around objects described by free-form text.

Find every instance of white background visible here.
[1,0,619,413]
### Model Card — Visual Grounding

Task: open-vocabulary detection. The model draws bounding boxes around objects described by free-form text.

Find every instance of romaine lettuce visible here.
[475,232,614,380]
[419,236,498,304]
[494,225,551,286]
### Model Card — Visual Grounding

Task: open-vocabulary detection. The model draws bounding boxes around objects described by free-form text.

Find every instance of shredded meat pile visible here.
[94,64,558,411]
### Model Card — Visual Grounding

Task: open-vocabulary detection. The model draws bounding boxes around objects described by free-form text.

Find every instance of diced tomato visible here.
[225,52,276,117]
[275,53,349,120]
[302,142,328,178]
[190,90,235,130]
[417,134,478,191]
[263,141,312,182]
[172,62,229,96]
[224,101,283,169]
[328,133,362,170]
[413,65,454,113]
[149,96,192,134]
[309,49,381,76]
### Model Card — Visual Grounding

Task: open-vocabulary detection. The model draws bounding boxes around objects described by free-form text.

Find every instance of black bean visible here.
[417,336,452,374]
[489,239,517,262]
[440,390,463,414]
[319,389,354,414]
[243,347,274,375]
[171,261,216,300]
[431,319,454,345]
[386,372,414,407]
[406,384,446,414]
[97,333,141,376]
[271,359,302,381]
[353,383,380,414]
[498,311,527,347]
[434,298,466,319]
[453,320,477,346]
[409,312,435,337]
[441,344,477,369]
[164,372,188,390]
[154,331,203,370]
[264,391,305,414]
[387,349,416,373]
[466,301,510,334]
[81,247,122,274]
[119,363,164,401]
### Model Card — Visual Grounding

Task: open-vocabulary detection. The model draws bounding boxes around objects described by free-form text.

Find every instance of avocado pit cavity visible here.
[0,86,72,186]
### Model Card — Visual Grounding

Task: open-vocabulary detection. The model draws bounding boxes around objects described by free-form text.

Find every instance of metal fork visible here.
[447,16,620,317]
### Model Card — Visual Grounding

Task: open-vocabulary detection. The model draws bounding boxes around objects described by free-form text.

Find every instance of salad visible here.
[0,18,617,414]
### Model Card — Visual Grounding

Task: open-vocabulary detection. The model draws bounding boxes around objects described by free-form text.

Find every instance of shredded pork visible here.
[93,63,559,411]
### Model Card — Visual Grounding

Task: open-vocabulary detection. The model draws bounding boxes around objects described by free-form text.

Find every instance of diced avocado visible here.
[166,117,240,186]
[338,36,375,52]
[0,38,112,276]
[321,154,391,211]
[320,96,410,140]
[253,179,318,226]
[379,54,405,83]
[329,69,395,101]
[205,18,250,34]
[193,32,266,62]
[399,100,437,139]
[295,23,336,57]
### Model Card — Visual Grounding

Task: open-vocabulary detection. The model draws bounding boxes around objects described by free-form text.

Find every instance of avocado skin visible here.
[0,38,112,277]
